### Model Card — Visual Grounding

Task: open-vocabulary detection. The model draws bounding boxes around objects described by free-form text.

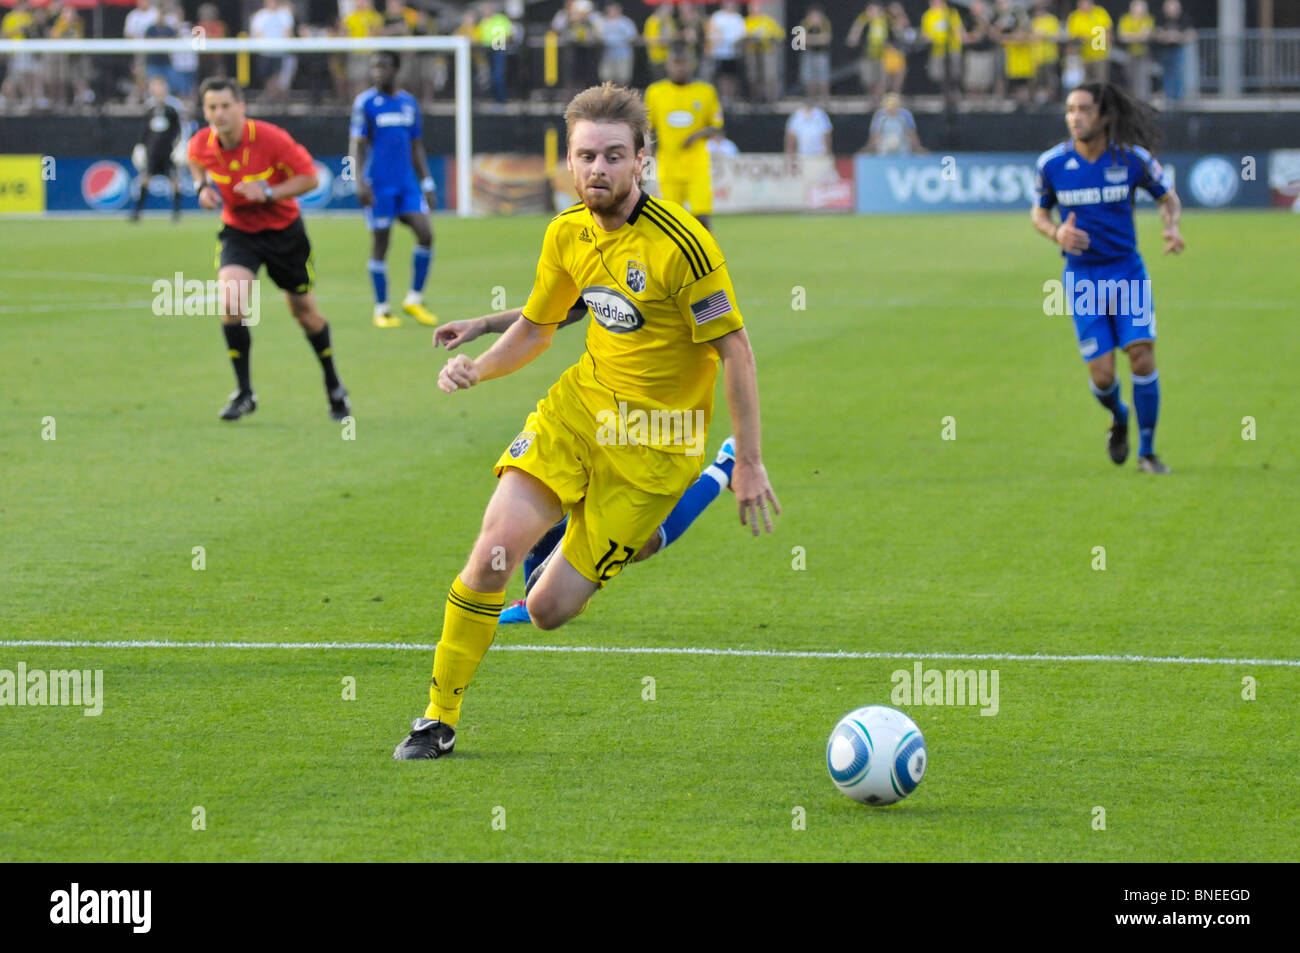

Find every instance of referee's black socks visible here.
[306,323,341,391]
[222,322,253,394]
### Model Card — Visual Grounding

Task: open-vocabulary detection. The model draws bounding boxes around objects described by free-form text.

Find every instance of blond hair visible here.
[563,82,651,154]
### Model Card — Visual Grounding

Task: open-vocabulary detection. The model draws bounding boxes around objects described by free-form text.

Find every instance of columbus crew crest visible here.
[508,431,536,459]
[626,261,647,293]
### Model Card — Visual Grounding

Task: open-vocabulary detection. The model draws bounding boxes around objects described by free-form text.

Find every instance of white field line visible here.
[0,639,1295,667]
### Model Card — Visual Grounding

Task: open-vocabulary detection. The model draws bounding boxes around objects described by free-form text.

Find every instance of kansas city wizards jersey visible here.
[1035,142,1168,265]
[350,88,421,190]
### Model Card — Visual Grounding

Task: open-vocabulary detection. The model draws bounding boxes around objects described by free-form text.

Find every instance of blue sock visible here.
[411,245,432,294]
[1089,379,1129,424]
[367,259,387,307]
[1132,370,1160,456]
[659,457,733,550]
[524,515,568,583]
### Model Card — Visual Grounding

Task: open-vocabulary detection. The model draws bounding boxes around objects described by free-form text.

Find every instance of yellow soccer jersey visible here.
[645,79,722,178]
[521,192,744,454]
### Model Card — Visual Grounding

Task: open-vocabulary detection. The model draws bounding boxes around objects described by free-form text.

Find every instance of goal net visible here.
[0,33,474,216]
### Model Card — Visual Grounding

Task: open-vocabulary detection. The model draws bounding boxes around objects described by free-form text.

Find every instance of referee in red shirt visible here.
[187,77,350,421]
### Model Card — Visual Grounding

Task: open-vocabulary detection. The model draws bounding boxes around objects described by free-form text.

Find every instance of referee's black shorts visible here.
[145,149,174,177]
[217,216,314,295]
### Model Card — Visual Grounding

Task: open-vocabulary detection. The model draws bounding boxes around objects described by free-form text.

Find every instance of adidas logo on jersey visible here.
[1064,157,1080,170]
[578,227,592,243]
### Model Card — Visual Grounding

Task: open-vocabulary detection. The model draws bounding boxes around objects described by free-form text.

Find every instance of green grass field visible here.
[2,210,1296,862]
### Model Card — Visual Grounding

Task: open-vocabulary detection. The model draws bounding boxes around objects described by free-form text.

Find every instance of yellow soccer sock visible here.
[425,577,505,727]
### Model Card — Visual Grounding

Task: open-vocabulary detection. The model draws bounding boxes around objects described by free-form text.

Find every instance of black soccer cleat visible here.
[393,717,456,760]
[328,384,351,421]
[219,389,257,421]
[1137,453,1171,475]
[1107,418,1130,465]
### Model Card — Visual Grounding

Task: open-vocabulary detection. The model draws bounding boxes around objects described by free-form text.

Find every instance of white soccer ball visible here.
[826,705,927,805]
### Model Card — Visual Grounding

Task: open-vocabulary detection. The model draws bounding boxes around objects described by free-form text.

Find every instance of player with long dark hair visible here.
[1031,81,1184,473]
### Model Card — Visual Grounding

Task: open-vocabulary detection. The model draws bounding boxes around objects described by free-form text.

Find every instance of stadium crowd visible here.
[0,0,1200,113]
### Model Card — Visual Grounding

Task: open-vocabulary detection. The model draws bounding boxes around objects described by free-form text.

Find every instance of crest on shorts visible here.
[626,260,647,294]
[508,431,535,459]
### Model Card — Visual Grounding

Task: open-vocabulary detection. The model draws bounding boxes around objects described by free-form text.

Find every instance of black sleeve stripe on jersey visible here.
[641,208,703,281]
[645,199,712,273]
[557,203,585,216]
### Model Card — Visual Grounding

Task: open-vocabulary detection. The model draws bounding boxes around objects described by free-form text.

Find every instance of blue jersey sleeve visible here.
[349,92,372,142]
[1035,157,1057,211]
[1131,146,1167,200]
[408,94,423,143]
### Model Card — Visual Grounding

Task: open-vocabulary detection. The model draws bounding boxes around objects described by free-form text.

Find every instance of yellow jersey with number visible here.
[521,192,743,454]
[645,79,722,179]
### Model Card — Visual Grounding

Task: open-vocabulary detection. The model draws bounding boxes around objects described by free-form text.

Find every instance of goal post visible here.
[0,34,475,216]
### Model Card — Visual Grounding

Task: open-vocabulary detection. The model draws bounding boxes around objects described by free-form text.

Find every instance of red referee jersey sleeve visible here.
[263,122,315,178]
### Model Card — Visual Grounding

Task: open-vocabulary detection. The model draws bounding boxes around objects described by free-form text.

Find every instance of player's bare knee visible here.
[525,594,572,631]
[1128,344,1155,376]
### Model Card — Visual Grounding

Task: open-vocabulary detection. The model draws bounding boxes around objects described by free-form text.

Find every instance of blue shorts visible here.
[1065,252,1156,361]
[364,185,428,231]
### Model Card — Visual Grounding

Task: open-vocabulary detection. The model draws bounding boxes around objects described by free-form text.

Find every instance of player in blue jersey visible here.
[349,51,439,329]
[433,308,738,625]
[1032,82,1184,474]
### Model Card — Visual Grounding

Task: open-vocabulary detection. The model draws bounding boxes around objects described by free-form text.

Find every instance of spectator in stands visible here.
[477,2,513,104]
[123,0,161,105]
[962,1,997,105]
[252,0,297,102]
[708,1,747,106]
[1030,0,1061,104]
[46,2,91,107]
[798,3,832,100]
[861,92,927,155]
[675,2,704,68]
[847,3,889,104]
[555,0,599,95]
[744,2,782,104]
[1153,0,1195,104]
[340,0,383,101]
[884,2,914,96]
[1119,1,1156,99]
[1066,0,1112,82]
[597,3,638,88]
[1,0,41,111]
[993,0,1035,105]
[643,3,677,82]
[785,100,832,156]
[143,4,180,90]
[455,9,488,98]
[920,0,962,108]
[168,2,199,99]
[195,4,228,83]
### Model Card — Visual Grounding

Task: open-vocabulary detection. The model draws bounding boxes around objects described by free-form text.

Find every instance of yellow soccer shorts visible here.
[658,173,713,216]
[494,381,701,587]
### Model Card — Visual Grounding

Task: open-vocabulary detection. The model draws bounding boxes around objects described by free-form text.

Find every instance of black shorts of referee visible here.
[217,216,315,295]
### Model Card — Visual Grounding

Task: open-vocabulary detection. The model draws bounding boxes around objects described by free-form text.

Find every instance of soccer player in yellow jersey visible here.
[644,45,724,232]
[394,82,779,760]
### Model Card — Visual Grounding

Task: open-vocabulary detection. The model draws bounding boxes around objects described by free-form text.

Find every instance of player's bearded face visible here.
[1065,93,1102,142]
[568,121,643,214]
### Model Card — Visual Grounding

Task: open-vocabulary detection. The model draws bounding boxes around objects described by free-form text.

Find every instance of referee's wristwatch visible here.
[261,181,275,202]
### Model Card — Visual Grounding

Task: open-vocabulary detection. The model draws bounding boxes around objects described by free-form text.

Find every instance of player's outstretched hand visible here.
[438,353,479,393]
[1162,226,1185,255]
[1056,211,1090,255]
[434,318,486,350]
[733,461,781,537]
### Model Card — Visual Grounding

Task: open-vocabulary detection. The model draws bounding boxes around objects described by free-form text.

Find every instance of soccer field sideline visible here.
[2,639,1296,667]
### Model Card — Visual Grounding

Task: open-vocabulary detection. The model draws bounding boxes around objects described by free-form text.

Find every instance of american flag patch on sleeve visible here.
[690,290,732,325]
